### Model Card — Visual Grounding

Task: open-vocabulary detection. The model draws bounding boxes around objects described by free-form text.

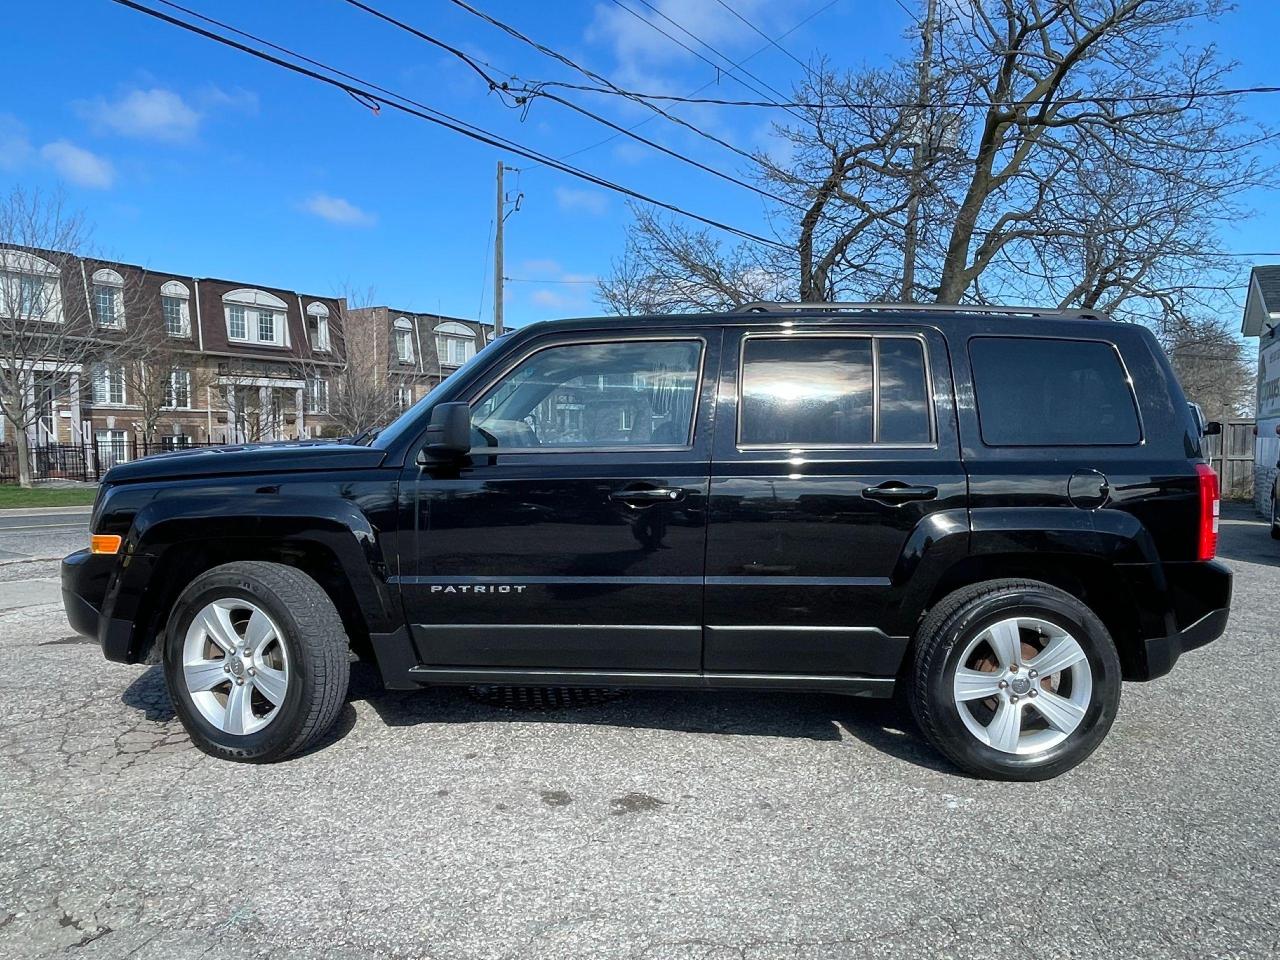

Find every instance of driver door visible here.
[402,330,720,673]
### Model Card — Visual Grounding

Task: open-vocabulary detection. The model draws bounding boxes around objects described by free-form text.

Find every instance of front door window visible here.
[471,339,702,450]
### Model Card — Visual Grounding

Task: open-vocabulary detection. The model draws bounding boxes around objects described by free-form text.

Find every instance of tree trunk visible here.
[13,425,33,489]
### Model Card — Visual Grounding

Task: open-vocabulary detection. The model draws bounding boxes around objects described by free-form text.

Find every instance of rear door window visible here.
[969,336,1141,446]
[739,335,932,447]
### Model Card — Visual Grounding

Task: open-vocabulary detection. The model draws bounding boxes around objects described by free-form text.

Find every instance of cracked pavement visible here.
[0,506,1277,959]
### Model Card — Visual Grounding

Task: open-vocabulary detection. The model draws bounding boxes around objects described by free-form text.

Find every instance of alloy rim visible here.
[951,616,1092,756]
[182,598,289,736]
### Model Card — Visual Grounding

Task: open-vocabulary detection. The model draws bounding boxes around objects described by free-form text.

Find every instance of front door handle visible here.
[610,487,686,506]
[862,482,938,505]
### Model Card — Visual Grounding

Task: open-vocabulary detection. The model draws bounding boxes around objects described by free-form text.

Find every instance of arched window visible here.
[394,317,415,363]
[0,250,62,322]
[434,320,476,368]
[160,280,191,337]
[91,268,125,329]
[223,288,288,346]
[306,301,331,351]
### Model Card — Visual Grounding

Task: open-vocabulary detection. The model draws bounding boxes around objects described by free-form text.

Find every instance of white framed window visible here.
[223,289,287,346]
[91,363,126,406]
[306,377,329,414]
[306,302,331,351]
[92,269,124,329]
[394,317,415,363]
[164,369,192,409]
[160,280,191,336]
[435,320,476,368]
[0,251,62,322]
[396,385,413,410]
[161,434,193,450]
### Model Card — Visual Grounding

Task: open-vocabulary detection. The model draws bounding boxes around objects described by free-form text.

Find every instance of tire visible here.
[909,579,1122,781]
[1270,494,1279,539]
[162,561,350,762]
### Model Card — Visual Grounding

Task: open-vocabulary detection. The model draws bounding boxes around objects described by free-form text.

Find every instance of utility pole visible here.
[493,162,523,336]
[901,0,938,303]
[494,160,505,336]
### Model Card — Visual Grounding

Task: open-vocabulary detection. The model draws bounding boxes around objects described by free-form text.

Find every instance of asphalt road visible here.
[0,508,90,564]
[0,506,1277,959]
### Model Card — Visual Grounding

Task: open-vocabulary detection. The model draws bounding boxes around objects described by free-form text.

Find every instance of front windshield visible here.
[372,333,512,450]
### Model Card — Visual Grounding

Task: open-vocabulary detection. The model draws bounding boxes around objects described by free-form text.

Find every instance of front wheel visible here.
[162,561,350,762]
[909,579,1122,781]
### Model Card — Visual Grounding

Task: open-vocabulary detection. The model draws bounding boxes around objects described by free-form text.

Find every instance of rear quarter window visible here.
[969,336,1141,446]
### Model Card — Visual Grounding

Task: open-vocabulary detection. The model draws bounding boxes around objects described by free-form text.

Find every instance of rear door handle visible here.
[610,487,686,506]
[862,482,938,504]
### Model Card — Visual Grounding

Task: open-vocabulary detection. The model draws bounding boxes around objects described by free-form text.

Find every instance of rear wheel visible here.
[1270,492,1279,539]
[910,579,1121,781]
[162,561,350,762]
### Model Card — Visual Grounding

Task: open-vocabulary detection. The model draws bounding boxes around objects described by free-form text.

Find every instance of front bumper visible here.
[62,549,103,639]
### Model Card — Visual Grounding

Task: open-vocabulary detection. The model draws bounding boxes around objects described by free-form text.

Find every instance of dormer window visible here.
[92,268,124,329]
[0,250,62,322]
[223,288,288,347]
[435,320,476,368]
[394,317,415,363]
[306,302,331,351]
[160,280,191,337]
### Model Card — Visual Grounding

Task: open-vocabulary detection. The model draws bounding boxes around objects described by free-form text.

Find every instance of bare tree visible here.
[0,188,95,487]
[600,0,1269,348]
[1163,314,1254,422]
[297,289,409,438]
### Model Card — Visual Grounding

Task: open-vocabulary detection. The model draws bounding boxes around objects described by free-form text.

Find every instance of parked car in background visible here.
[62,303,1231,780]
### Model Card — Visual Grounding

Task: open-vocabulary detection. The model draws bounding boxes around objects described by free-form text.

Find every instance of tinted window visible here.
[969,337,1140,446]
[472,339,701,448]
[739,336,931,446]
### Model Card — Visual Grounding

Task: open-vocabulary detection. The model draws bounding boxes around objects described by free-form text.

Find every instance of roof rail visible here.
[736,301,1113,321]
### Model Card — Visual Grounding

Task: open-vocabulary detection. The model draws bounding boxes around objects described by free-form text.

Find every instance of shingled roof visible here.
[1241,265,1280,337]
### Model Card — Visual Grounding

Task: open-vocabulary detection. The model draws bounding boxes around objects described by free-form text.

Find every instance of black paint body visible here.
[63,309,1232,695]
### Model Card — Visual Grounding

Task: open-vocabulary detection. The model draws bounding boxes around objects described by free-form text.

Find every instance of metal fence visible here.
[1203,418,1255,501]
[0,438,229,484]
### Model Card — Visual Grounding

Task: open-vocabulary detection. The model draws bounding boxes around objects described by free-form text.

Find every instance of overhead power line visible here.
[711,0,808,71]
[520,79,1280,111]
[442,0,784,176]
[339,0,803,210]
[110,0,788,250]
[551,0,846,166]
[610,0,804,120]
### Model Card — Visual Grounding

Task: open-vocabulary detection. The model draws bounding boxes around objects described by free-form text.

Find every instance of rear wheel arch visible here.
[906,552,1149,680]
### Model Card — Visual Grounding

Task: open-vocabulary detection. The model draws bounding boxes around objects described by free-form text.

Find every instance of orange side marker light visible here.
[90,534,123,555]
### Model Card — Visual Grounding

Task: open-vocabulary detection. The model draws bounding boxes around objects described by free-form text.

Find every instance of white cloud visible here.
[0,115,33,171]
[40,141,115,189]
[300,193,376,227]
[198,85,259,115]
[554,186,608,215]
[75,87,201,142]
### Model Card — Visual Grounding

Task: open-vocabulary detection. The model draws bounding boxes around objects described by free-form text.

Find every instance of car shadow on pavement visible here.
[345,661,960,775]
[117,661,958,774]
[1217,502,1279,566]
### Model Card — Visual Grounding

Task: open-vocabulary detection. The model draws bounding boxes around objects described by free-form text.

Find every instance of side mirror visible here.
[1203,420,1223,437]
[421,402,471,459]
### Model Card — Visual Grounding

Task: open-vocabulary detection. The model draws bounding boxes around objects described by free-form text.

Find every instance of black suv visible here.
[62,303,1232,779]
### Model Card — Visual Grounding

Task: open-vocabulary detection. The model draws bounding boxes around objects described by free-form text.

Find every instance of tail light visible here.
[1195,463,1219,561]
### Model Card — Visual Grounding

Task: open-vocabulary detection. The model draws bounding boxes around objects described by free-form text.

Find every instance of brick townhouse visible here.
[0,245,346,461]
[344,306,492,411]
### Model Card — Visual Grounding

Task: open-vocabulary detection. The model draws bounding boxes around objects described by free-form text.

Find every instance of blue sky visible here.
[3,0,1280,330]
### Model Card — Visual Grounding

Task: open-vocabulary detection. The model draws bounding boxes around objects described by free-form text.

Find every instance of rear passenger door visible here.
[703,325,967,677]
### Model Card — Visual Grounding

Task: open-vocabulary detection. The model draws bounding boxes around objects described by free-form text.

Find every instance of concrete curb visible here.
[0,505,93,516]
